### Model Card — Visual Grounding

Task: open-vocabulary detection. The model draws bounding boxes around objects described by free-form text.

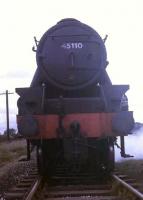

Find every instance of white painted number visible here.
[61,42,83,49]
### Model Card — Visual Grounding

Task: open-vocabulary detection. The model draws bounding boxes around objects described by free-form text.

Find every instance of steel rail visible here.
[25,177,42,200]
[112,174,143,200]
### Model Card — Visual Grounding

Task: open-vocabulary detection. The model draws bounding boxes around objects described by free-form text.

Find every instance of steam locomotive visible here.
[16,19,134,176]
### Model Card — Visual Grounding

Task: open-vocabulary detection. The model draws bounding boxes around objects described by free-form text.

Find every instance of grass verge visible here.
[0,139,27,167]
[116,159,143,182]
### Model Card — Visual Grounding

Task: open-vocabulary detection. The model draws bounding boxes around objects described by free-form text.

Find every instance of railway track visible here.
[3,166,39,200]
[112,174,143,200]
[4,167,143,200]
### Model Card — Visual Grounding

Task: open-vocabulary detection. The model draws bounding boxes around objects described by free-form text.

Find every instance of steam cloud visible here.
[115,126,143,161]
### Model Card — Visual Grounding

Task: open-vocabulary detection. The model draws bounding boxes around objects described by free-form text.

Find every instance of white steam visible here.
[115,127,143,161]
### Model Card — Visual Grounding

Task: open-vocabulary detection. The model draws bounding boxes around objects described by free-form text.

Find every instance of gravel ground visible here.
[0,157,36,199]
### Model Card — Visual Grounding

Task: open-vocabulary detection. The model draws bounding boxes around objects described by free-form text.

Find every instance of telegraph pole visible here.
[0,90,14,141]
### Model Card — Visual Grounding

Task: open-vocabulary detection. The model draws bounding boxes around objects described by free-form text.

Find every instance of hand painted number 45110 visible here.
[61,42,83,49]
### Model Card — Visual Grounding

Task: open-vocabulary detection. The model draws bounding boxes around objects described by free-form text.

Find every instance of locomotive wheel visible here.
[96,139,115,175]
[102,141,115,173]
[108,143,115,171]
[36,146,45,175]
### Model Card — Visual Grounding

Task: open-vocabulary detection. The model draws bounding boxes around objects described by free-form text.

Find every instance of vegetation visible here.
[0,139,27,167]
[116,159,143,183]
[0,128,22,142]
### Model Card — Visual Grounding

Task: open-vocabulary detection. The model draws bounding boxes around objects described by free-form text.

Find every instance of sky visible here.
[0,0,143,132]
